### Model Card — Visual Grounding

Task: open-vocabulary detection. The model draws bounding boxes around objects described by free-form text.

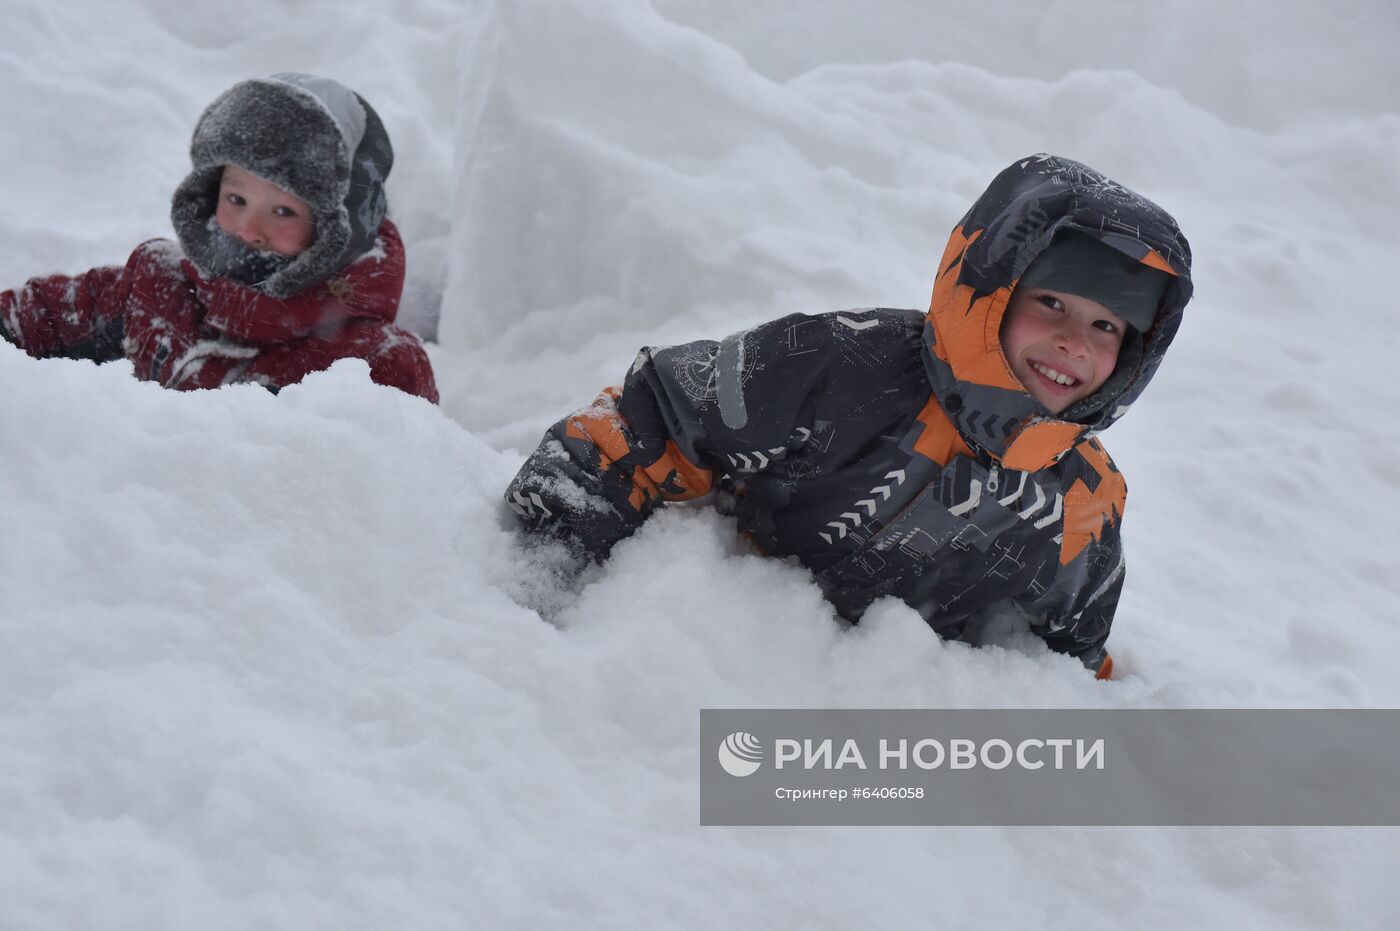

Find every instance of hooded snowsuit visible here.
[0,73,437,402]
[505,154,1193,674]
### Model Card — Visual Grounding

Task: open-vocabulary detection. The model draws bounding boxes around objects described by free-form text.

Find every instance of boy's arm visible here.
[506,312,836,559]
[1,264,130,361]
[364,330,439,403]
[1018,442,1129,679]
[1032,548,1124,679]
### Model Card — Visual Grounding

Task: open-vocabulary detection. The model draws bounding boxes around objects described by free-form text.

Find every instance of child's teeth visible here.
[1033,362,1076,386]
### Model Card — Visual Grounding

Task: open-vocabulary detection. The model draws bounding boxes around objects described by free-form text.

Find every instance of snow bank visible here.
[3,0,1399,927]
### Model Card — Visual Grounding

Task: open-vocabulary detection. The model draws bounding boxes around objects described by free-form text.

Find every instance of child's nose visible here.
[233,218,267,248]
[1052,321,1091,356]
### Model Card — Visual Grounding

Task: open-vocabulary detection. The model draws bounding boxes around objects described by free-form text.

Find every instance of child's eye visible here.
[1037,295,1064,312]
[1093,320,1119,334]
[273,205,301,219]
[225,193,246,207]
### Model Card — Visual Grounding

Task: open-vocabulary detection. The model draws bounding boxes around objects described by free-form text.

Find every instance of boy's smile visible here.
[999,286,1127,415]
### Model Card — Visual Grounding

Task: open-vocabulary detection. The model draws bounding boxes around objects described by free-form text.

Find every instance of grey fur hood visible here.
[171,73,394,298]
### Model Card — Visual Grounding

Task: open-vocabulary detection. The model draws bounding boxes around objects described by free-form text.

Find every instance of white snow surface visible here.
[3,0,1399,927]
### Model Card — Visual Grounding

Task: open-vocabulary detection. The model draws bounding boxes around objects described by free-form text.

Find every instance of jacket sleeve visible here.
[1031,542,1124,677]
[1,264,130,361]
[1017,438,1129,677]
[365,330,440,404]
[505,312,833,559]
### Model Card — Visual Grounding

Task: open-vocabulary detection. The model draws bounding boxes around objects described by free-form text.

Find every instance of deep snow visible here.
[2,0,1398,928]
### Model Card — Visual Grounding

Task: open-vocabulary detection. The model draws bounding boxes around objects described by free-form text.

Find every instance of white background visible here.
[2,0,1398,927]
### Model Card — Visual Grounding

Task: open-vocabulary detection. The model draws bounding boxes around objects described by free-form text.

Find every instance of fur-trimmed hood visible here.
[170,73,394,298]
[922,154,1193,472]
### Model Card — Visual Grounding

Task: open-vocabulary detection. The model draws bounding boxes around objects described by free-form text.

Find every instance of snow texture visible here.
[2,0,1399,928]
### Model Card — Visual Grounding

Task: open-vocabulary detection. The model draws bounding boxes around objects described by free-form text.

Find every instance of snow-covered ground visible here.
[2,0,1399,927]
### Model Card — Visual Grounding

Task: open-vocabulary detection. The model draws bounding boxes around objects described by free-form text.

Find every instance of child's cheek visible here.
[213,204,236,236]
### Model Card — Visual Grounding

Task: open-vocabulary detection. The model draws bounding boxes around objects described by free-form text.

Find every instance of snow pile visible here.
[0,351,1157,928]
[2,0,1399,927]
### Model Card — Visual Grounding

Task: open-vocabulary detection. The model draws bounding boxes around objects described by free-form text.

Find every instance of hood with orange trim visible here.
[922,154,1193,471]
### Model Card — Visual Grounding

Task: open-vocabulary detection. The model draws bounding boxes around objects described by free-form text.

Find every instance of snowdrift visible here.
[2,0,1399,927]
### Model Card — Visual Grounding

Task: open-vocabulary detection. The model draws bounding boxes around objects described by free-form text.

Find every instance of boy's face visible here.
[999,286,1127,414]
[214,165,316,256]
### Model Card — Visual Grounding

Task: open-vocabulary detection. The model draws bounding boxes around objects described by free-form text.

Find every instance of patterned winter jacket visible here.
[505,155,1193,675]
[0,220,438,402]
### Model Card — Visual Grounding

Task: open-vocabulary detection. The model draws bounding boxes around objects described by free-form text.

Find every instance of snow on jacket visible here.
[504,155,1193,674]
[0,220,438,402]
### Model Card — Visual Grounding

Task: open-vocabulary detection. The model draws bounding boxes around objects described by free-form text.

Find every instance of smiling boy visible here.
[505,155,1193,678]
[1001,229,1169,415]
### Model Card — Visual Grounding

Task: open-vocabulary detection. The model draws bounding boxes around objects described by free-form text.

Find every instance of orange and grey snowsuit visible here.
[505,154,1193,676]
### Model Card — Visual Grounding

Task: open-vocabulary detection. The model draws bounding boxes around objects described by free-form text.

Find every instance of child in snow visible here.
[0,73,438,402]
[504,154,1193,679]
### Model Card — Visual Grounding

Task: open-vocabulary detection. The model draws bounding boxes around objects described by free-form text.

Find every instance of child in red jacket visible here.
[0,73,438,402]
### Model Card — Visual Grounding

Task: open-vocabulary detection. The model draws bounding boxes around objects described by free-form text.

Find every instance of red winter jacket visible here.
[0,220,438,402]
